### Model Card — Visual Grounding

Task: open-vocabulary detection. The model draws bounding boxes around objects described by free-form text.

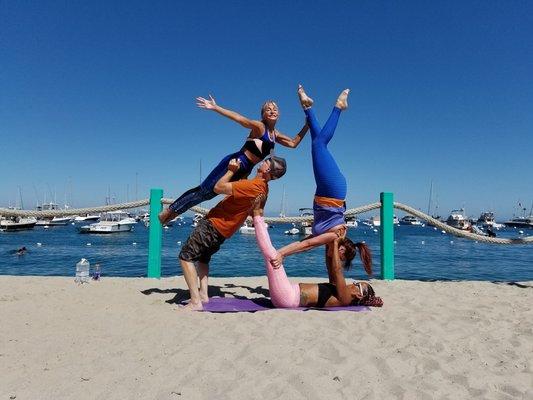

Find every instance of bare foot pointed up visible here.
[335,89,350,110]
[297,84,314,109]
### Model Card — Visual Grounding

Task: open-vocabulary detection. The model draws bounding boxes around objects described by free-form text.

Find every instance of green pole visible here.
[148,188,163,278]
[380,192,395,280]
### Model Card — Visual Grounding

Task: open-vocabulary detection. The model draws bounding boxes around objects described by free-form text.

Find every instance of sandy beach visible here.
[1,276,531,400]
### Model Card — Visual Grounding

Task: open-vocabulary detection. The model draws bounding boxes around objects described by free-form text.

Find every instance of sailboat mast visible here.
[427,181,433,215]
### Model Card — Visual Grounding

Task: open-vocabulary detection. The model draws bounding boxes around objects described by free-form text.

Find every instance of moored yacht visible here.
[74,214,101,223]
[295,208,313,235]
[399,215,423,226]
[446,209,471,230]
[477,212,504,229]
[78,211,136,234]
[0,216,38,232]
[504,216,533,229]
[345,216,358,228]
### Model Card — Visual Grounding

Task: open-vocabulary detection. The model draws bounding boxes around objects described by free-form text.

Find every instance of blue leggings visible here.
[305,107,347,199]
[169,151,253,215]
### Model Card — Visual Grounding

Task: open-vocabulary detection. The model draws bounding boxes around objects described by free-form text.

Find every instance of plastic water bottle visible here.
[75,258,90,284]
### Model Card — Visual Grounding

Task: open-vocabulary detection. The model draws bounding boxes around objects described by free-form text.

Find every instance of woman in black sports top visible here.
[159,94,308,225]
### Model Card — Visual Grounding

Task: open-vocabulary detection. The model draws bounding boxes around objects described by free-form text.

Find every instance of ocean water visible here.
[1,218,532,282]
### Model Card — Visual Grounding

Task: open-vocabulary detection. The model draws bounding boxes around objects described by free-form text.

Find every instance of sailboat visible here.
[426,181,442,226]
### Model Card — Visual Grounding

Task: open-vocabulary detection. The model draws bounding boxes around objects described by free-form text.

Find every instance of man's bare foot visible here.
[178,301,204,311]
[199,292,209,303]
[335,89,349,110]
[297,84,313,109]
[158,208,178,225]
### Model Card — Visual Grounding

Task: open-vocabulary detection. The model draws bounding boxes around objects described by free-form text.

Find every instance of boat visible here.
[191,213,203,227]
[504,216,533,229]
[446,209,471,230]
[284,224,300,235]
[74,214,101,223]
[78,211,136,234]
[0,216,38,232]
[477,212,504,229]
[239,219,270,234]
[34,202,72,226]
[239,220,256,234]
[399,215,423,226]
[345,216,358,228]
[295,208,313,236]
[369,215,399,227]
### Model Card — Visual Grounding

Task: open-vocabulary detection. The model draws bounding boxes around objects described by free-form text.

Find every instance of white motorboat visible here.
[0,216,38,232]
[239,220,256,235]
[446,209,471,230]
[368,215,399,227]
[295,208,313,236]
[477,212,504,229]
[284,224,300,235]
[79,211,136,234]
[34,203,72,225]
[74,214,101,223]
[239,219,270,235]
[399,216,423,226]
[345,216,358,228]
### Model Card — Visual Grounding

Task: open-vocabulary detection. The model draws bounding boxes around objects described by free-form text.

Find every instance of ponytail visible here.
[338,238,373,277]
[356,242,373,277]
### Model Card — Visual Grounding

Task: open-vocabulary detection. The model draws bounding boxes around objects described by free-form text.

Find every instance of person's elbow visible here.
[339,294,352,306]
[214,182,231,195]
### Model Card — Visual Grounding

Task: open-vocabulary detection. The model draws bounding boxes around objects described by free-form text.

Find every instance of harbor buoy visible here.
[132,242,137,246]
[177,241,181,245]
[44,225,49,229]
[441,230,446,234]
[86,243,92,246]
[36,242,42,246]
[373,229,378,233]
[518,230,524,235]
[450,240,454,244]
[421,240,425,245]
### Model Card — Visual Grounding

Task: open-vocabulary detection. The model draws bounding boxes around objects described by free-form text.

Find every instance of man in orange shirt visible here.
[178,155,287,311]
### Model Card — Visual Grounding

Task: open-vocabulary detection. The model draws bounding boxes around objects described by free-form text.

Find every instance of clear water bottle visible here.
[75,258,90,284]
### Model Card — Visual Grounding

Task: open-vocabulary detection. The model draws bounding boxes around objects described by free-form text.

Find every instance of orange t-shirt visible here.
[207,177,268,238]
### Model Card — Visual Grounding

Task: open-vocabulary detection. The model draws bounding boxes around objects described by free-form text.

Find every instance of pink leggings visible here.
[253,215,301,308]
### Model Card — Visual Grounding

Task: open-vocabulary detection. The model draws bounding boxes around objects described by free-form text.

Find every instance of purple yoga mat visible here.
[192,297,370,313]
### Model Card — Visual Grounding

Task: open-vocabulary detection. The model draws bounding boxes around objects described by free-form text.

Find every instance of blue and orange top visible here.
[312,195,346,236]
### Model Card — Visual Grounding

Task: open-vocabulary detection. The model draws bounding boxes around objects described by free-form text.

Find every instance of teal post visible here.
[380,192,395,280]
[148,188,163,278]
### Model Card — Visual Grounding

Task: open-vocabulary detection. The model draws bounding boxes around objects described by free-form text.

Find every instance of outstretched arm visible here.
[197,95,264,136]
[275,123,309,148]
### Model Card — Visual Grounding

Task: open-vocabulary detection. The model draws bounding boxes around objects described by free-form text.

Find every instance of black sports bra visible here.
[241,129,275,160]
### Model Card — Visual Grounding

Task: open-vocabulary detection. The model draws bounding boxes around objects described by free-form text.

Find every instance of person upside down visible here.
[252,197,383,308]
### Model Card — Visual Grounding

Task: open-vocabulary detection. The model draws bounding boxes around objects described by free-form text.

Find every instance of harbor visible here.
[1,210,532,282]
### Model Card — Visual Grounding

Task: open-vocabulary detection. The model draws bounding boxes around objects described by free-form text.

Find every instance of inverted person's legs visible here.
[310,107,347,199]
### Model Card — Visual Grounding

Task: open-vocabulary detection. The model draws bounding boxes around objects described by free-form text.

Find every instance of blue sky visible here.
[1,1,532,220]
